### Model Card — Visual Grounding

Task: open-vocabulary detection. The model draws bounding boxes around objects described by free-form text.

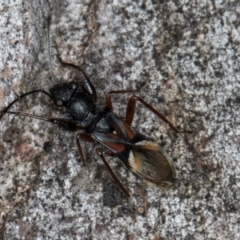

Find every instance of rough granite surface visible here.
[0,0,239,239]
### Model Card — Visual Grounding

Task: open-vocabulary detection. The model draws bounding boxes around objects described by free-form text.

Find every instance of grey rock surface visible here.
[0,0,239,239]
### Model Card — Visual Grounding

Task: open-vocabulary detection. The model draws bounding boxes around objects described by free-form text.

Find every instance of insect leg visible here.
[56,52,97,102]
[105,83,145,110]
[0,90,52,120]
[76,133,95,166]
[125,95,178,133]
[96,148,130,197]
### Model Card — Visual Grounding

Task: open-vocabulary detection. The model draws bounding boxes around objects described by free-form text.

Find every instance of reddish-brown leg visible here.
[125,96,178,133]
[105,83,146,110]
[96,148,130,197]
[104,83,178,132]
[76,133,95,166]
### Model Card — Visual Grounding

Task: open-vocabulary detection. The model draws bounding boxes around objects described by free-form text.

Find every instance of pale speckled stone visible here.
[0,0,240,239]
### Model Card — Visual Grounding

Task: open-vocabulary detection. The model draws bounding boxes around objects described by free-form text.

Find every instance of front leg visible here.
[56,53,97,102]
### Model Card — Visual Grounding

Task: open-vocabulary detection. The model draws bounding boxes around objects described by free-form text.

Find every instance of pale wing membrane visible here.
[131,144,177,188]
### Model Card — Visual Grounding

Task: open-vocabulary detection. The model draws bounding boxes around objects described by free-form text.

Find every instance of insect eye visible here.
[55,98,64,106]
[70,82,78,90]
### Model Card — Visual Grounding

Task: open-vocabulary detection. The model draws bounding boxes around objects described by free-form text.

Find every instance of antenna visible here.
[47,16,58,83]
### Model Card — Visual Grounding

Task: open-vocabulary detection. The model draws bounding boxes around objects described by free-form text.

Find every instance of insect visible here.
[0,23,178,197]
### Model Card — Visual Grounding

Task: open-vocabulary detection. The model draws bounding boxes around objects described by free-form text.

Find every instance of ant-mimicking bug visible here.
[0,19,178,197]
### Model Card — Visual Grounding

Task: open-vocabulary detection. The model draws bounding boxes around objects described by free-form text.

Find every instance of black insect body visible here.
[0,61,178,197]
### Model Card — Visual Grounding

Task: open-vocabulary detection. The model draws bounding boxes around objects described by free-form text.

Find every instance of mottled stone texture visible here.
[0,0,239,239]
